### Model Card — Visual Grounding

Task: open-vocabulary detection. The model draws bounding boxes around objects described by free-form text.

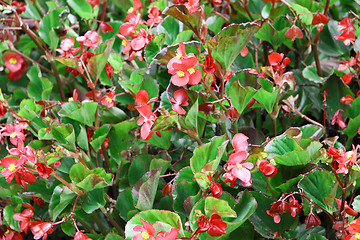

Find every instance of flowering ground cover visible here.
[0,0,360,239]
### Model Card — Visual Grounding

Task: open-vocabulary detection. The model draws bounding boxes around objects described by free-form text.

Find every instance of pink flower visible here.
[155,227,179,240]
[331,109,346,129]
[74,231,92,240]
[77,30,99,49]
[101,90,116,108]
[169,89,189,115]
[334,17,356,46]
[13,203,34,233]
[223,133,253,187]
[56,37,80,57]
[184,0,199,13]
[167,42,202,87]
[1,122,28,146]
[146,6,163,26]
[30,222,53,240]
[133,218,156,240]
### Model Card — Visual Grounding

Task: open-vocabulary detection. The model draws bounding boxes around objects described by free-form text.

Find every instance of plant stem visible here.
[51,61,66,102]
[240,0,254,21]
[299,192,335,222]
[100,206,125,236]
[51,172,83,195]
[101,143,112,173]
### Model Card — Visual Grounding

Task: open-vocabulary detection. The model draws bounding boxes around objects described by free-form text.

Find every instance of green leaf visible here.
[4,204,20,232]
[82,188,106,213]
[349,96,360,118]
[101,107,127,123]
[190,135,228,173]
[253,78,279,114]
[150,158,171,175]
[157,17,179,45]
[104,233,124,240]
[132,169,161,211]
[116,187,136,221]
[145,33,166,64]
[125,210,184,239]
[77,125,89,151]
[59,101,98,126]
[69,162,113,191]
[205,22,261,71]
[287,2,313,25]
[185,97,199,130]
[228,79,257,115]
[39,7,68,50]
[128,154,153,186]
[302,66,326,83]
[66,0,95,19]
[352,195,360,212]
[299,170,337,213]
[27,65,53,101]
[18,99,43,121]
[90,124,111,150]
[255,22,292,49]
[204,197,236,218]
[49,186,76,221]
[51,124,76,151]
[300,124,324,140]
[343,114,360,139]
[87,39,115,80]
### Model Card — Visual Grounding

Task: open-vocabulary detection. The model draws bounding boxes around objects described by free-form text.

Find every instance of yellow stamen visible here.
[122,40,127,46]
[68,97,74,102]
[176,53,182,59]
[8,163,16,172]
[9,58,17,65]
[141,231,150,239]
[106,97,112,103]
[346,151,353,159]
[10,132,16,139]
[177,71,185,77]
[187,68,195,75]
[237,164,243,170]
[355,233,360,239]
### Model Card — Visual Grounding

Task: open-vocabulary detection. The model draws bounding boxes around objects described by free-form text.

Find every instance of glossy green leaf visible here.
[116,187,136,221]
[90,124,111,151]
[299,170,337,213]
[190,135,228,173]
[157,16,179,45]
[49,186,76,221]
[59,101,98,126]
[104,233,124,240]
[4,204,20,232]
[27,65,53,101]
[204,196,236,218]
[228,79,257,115]
[82,188,106,214]
[51,124,76,151]
[66,0,95,19]
[69,162,113,191]
[205,22,261,71]
[185,97,199,130]
[253,78,279,114]
[302,66,326,83]
[132,169,161,211]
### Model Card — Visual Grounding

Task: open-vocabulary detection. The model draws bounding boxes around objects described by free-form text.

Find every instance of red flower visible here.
[288,197,302,217]
[56,37,80,57]
[74,231,92,240]
[35,162,53,179]
[86,0,99,8]
[207,175,222,198]
[340,95,354,105]
[335,198,358,217]
[312,13,329,25]
[199,102,215,116]
[197,214,227,237]
[11,1,26,14]
[342,72,354,84]
[202,55,217,74]
[223,133,253,187]
[101,90,116,108]
[32,196,45,208]
[240,46,248,57]
[0,102,7,118]
[135,90,159,140]
[266,200,290,223]
[345,217,360,240]
[0,156,25,183]
[146,6,163,26]
[155,227,179,240]
[334,31,356,46]
[30,222,53,240]
[133,218,156,240]
[258,160,277,177]
[331,109,346,129]
[13,203,34,234]
[268,52,291,76]
[100,22,114,34]
[285,25,303,41]
[304,213,321,229]
[3,52,27,81]
[169,89,189,115]
[334,17,356,46]
[77,30,99,49]
[1,226,23,240]
[1,122,28,146]
[167,42,202,87]
[184,0,199,13]
[225,107,239,121]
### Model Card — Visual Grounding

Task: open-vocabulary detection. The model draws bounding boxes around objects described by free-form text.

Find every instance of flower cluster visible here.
[327,145,359,174]
[3,52,28,81]
[334,17,356,46]
[267,197,302,223]
[223,133,253,187]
